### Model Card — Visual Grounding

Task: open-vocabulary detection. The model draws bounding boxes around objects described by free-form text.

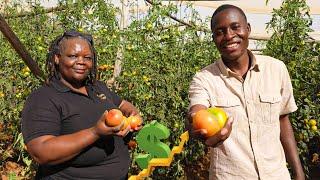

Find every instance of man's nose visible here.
[224,28,235,40]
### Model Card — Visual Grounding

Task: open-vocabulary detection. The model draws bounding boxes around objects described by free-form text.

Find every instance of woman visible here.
[22,30,141,179]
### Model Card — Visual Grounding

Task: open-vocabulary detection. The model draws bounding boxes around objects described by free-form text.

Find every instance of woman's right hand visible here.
[92,110,131,137]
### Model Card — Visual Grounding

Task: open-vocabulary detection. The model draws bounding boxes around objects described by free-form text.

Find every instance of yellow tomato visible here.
[23,72,30,77]
[311,125,318,131]
[121,117,130,130]
[309,119,317,126]
[207,107,228,128]
[127,115,142,130]
[145,23,153,30]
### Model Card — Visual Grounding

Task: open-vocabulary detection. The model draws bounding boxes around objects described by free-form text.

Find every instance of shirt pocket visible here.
[259,93,281,124]
[212,98,241,117]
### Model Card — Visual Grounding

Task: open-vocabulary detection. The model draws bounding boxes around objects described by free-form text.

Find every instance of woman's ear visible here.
[54,54,59,65]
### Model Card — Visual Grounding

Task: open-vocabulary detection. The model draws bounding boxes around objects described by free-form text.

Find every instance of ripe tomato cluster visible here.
[192,107,228,137]
[105,109,142,130]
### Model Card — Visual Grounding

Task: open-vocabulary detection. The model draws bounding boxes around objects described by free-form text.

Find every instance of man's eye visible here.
[68,55,77,58]
[231,25,241,30]
[215,29,224,35]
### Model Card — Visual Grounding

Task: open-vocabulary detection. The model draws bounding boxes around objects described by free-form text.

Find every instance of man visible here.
[188,4,305,180]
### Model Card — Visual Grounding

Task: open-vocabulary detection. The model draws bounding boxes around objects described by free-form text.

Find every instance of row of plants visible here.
[0,0,318,179]
[263,0,320,176]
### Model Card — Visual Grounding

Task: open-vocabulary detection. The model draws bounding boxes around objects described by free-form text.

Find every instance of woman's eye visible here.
[84,57,92,61]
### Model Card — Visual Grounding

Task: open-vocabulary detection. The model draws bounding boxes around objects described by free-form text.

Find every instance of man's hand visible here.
[205,117,233,147]
[190,117,233,147]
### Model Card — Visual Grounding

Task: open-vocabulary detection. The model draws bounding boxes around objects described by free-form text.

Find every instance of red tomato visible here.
[192,109,221,137]
[105,109,123,127]
[127,115,142,130]
[128,140,137,150]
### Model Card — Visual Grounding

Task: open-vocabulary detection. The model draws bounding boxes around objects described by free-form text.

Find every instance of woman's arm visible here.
[26,111,130,165]
[27,128,99,165]
[119,100,140,117]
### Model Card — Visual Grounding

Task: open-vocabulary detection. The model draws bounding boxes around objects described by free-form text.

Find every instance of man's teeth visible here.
[226,43,238,48]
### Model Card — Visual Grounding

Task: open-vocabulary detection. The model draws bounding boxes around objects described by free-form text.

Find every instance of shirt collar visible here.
[49,76,71,93]
[49,76,94,93]
[217,50,260,77]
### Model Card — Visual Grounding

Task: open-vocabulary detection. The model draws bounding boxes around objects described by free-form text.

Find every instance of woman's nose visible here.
[76,56,86,64]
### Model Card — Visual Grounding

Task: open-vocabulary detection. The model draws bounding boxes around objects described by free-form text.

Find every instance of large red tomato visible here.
[105,109,123,127]
[192,109,221,137]
[207,107,228,128]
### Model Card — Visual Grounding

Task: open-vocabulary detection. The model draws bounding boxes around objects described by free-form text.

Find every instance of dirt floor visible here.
[184,148,210,180]
[1,149,319,179]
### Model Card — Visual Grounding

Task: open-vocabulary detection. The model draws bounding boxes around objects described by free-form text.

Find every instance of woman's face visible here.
[54,37,93,86]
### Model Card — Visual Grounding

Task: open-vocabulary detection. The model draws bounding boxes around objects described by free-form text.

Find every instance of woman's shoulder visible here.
[93,80,112,92]
[94,80,107,88]
[26,83,58,102]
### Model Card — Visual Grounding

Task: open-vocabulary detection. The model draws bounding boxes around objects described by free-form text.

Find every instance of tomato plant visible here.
[264,0,320,177]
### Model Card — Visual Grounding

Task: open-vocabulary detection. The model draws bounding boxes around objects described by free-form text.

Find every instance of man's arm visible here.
[280,114,305,180]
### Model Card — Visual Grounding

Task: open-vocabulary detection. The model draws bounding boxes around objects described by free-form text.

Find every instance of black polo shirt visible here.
[21,77,130,180]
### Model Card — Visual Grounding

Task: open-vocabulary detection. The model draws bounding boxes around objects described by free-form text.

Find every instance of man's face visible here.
[211,8,251,61]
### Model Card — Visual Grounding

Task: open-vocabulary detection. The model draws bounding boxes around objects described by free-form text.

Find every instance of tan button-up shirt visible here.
[189,51,297,180]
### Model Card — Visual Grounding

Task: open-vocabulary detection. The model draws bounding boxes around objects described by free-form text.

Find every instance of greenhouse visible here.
[0,0,319,179]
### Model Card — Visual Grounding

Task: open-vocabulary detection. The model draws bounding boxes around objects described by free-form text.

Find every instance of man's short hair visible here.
[210,4,247,31]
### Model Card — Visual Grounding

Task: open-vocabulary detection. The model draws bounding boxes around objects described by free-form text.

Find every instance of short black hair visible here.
[46,30,97,85]
[210,4,247,31]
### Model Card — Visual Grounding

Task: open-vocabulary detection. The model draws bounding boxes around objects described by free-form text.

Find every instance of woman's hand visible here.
[130,114,143,132]
[119,100,143,131]
[92,110,131,137]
